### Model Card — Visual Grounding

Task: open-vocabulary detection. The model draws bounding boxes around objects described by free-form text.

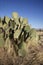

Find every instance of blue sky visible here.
[0,0,43,29]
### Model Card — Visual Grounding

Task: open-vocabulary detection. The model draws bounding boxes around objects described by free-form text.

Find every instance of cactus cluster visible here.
[0,12,38,56]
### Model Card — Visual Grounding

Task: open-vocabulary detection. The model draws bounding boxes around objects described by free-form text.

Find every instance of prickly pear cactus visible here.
[0,12,39,57]
[23,18,28,25]
[0,33,4,47]
[18,42,27,57]
[29,28,38,41]
[12,12,19,19]
[5,16,10,24]
[14,29,21,39]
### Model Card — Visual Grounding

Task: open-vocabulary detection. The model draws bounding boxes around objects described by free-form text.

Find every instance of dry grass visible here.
[0,39,43,65]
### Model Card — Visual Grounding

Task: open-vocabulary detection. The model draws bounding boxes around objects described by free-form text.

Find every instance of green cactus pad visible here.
[24,25,30,32]
[9,22,15,30]
[0,28,3,33]
[20,17,23,23]
[14,30,21,39]
[15,19,20,25]
[23,18,28,25]
[0,23,3,28]
[29,28,38,41]
[0,33,4,47]
[3,24,8,30]
[5,16,10,24]
[12,12,19,19]
[18,42,27,57]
